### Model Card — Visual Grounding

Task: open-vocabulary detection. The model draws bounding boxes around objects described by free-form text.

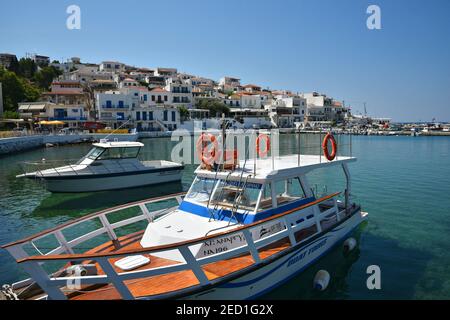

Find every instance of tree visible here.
[177,105,189,121]
[1,110,19,119]
[34,66,62,89]
[196,98,230,117]
[0,67,41,112]
[17,58,37,79]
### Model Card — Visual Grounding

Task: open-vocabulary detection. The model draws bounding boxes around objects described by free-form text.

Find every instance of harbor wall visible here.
[0,133,138,155]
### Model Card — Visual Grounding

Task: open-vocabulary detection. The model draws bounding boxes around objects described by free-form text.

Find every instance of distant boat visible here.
[16,141,183,192]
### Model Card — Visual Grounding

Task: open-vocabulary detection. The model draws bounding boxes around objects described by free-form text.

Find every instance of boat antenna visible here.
[102,117,133,141]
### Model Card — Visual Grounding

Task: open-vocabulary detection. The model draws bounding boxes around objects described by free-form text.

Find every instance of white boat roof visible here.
[195,154,356,182]
[92,141,144,148]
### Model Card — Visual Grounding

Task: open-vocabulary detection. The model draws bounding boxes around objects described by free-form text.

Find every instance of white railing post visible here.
[179,246,210,285]
[55,230,75,254]
[283,218,297,246]
[139,204,154,223]
[98,214,118,241]
[21,261,67,300]
[97,258,134,300]
[242,230,261,263]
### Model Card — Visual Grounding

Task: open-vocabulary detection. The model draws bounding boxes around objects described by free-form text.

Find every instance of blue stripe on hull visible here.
[179,196,316,224]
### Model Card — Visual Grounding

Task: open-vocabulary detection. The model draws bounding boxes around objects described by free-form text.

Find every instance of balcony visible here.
[101,104,130,109]
[48,117,88,121]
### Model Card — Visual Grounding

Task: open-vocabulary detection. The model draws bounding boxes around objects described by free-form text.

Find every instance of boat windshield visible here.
[85,147,105,160]
[185,177,216,203]
[97,147,141,160]
[185,176,262,212]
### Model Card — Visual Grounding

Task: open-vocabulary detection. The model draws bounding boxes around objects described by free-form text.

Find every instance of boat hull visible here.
[182,209,366,300]
[37,169,183,193]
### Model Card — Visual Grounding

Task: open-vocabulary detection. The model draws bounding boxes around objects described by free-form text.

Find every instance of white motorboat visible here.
[2,131,367,300]
[16,141,183,192]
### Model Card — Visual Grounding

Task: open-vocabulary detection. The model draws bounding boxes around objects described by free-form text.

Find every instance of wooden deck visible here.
[66,229,298,300]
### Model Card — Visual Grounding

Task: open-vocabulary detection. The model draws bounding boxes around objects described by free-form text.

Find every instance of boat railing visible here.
[2,192,345,300]
[18,158,155,178]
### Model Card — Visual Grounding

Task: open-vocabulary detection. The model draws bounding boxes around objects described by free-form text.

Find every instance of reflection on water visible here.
[32,182,184,219]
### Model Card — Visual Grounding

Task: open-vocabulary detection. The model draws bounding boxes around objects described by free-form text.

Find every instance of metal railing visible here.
[2,192,345,300]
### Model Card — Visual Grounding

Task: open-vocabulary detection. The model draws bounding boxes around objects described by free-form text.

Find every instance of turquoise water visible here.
[0,135,450,299]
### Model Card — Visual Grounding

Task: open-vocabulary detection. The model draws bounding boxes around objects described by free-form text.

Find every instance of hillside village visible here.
[1,53,389,133]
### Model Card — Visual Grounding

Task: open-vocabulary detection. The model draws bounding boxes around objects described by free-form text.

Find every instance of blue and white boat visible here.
[2,132,367,300]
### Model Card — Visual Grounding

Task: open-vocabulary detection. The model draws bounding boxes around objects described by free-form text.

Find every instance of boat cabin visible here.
[80,141,144,164]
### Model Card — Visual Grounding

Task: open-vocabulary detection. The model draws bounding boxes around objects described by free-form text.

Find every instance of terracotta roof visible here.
[243,84,261,88]
[42,91,84,95]
[150,87,169,93]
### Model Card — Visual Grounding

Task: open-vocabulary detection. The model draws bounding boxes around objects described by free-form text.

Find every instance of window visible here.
[106,100,112,108]
[142,111,147,121]
[163,110,168,121]
[274,178,306,206]
[85,147,105,160]
[152,95,155,101]
[98,147,140,160]
[171,111,176,122]
[185,177,216,203]
[118,100,124,108]
[149,111,153,120]
[164,95,168,102]
[143,94,147,101]
[259,183,273,211]
[211,180,262,212]
[136,111,141,121]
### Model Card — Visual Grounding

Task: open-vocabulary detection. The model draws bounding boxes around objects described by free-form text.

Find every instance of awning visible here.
[18,103,46,111]
[39,120,65,125]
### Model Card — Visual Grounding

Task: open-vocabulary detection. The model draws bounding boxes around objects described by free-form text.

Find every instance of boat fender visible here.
[343,237,357,252]
[313,270,330,291]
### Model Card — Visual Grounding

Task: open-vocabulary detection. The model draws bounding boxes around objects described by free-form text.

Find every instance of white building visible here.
[32,54,50,66]
[154,67,177,78]
[165,78,193,108]
[303,92,348,123]
[219,76,241,92]
[99,61,125,73]
[266,95,307,128]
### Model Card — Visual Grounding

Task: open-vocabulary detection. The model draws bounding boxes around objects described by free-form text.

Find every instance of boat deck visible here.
[196,154,356,181]
[66,225,319,300]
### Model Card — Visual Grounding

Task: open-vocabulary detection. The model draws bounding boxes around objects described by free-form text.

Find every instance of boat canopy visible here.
[92,141,144,148]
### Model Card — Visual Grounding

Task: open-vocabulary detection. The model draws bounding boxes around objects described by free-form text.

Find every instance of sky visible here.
[1,0,449,122]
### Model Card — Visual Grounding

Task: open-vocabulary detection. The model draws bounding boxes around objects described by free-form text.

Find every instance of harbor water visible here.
[0,134,449,299]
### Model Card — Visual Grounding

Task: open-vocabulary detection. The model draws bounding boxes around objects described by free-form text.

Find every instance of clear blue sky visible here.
[1,0,449,122]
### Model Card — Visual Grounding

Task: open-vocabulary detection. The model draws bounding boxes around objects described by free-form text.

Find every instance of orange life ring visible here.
[196,133,218,165]
[256,134,270,158]
[322,133,337,161]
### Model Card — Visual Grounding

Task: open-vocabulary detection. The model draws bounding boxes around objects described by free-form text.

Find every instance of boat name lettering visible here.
[287,238,327,267]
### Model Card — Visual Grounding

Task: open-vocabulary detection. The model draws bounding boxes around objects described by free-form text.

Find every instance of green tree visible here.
[196,98,230,117]
[0,67,41,113]
[1,110,19,119]
[17,58,37,79]
[34,66,62,90]
[177,105,189,121]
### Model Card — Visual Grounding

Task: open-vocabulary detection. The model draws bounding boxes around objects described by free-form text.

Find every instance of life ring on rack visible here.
[322,133,337,161]
[256,133,270,158]
[196,133,218,165]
